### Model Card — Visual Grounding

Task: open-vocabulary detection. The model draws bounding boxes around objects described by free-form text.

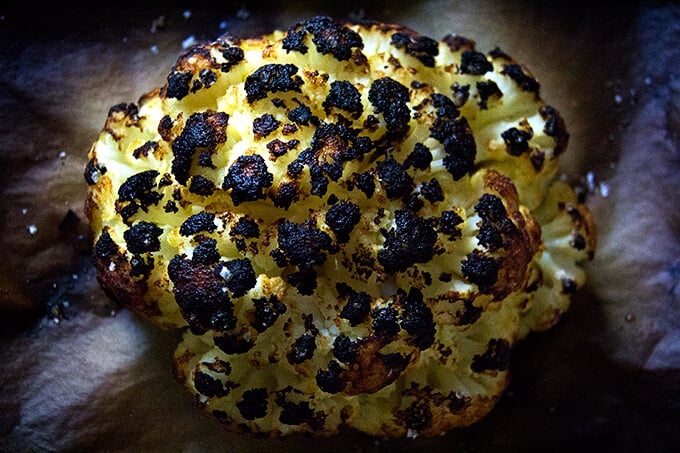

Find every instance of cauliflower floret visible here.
[84,16,595,437]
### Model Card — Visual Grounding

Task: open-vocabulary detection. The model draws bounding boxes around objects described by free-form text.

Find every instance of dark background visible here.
[1,1,679,451]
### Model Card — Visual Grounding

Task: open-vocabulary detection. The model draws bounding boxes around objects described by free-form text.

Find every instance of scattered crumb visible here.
[182,35,196,49]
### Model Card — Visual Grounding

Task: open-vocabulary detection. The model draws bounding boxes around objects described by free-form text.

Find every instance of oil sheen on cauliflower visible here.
[84,16,596,437]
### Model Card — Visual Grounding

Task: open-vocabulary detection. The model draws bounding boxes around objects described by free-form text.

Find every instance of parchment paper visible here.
[1,1,679,451]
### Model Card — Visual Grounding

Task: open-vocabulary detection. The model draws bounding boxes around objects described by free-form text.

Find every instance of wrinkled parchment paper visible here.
[1,2,679,451]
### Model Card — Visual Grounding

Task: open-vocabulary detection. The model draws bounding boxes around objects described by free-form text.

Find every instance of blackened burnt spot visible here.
[212,410,231,424]
[455,298,483,326]
[430,116,476,180]
[439,272,452,283]
[124,221,163,254]
[309,123,373,183]
[94,229,119,259]
[477,222,503,250]
[168,255,236,335]
[215,333,254,354]
[531,152,545,171]
[431,93,459,119]
[451,82,470,107]
[118,170,162,209]
[132,141,158,159]
[475,193,507,223]
[323,80,363,118]
[399,288,435,349]
[245,64,304,103]
[501,127,533,156]
[237,388,269,420]
[222,154,274,205]
[377,158,414,199]
[166,70,193,100]
[540,105,569,155]
[316,360,345,394]
[390,32,439,67]
[277,221,333,267]
[404,143,432,170]
[340,290,372,326]
[253,114,281,139]
[363,114,380,132]
[372,306,400,341]
[308,126,347,183]
[501,64,540,94]
[489,47,512,60]
[220,46,244,72]
[193,238,220,265]
[189,175,216,196]
[129,254,153,278]
[286,157,303,178]
[378,210,438,273]
[270,249,287,268]
[119,203,139,223]
[398,401,432,432]
[287,267,319,296]
[379,352,409,377]
[282,22,308,54]
[354,171,376,198]
[84,157,107,185]
[403,193,424,212]
[461,249,501,292]
[158,115,174,141]
[420,178,444,203]
[475,194,515,252]
[198,150,215,168]
[232,217,260,238]
[288,333,317,364]
[368,77,411,138]
[572,233,587,250]
[198,69,217,89]
[460,50,493,75]
[440,210,464,239]
[288,104,315,125]
[108,102,138,118]
[333,334,358,364]
[282,123,298,135]
[267,138,298,158]
[279,401,315,427]
[562,278,577,294]
[252,295,287,332]
[271,182,298,209]
[471,338,511,372]
[304,16,364,61]
[171,111,229,185]
[194,371,227,398]
[325,200,361,242]
[476,81,502,109]
[442,34,476,52]
[221,258,257,297]
[180,211,216,236]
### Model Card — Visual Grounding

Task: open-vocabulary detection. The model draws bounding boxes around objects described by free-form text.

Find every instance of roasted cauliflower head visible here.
[84,16,595,438]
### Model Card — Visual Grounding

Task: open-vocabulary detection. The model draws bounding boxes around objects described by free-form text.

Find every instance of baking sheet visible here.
[1,1,679,451]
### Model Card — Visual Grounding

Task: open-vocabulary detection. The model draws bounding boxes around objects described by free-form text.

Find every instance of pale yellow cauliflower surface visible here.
[84,16,595,437]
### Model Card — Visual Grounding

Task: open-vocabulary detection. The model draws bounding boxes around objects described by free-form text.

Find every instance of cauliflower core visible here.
[84,16,596,438]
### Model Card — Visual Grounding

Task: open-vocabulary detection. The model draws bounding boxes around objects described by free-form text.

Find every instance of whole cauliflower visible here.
[84,16,595,437]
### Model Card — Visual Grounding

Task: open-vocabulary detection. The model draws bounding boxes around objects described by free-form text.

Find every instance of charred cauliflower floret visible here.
[84,16,596,438]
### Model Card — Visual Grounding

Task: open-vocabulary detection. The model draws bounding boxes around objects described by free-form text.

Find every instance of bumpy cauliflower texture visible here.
[84,16,595,437]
